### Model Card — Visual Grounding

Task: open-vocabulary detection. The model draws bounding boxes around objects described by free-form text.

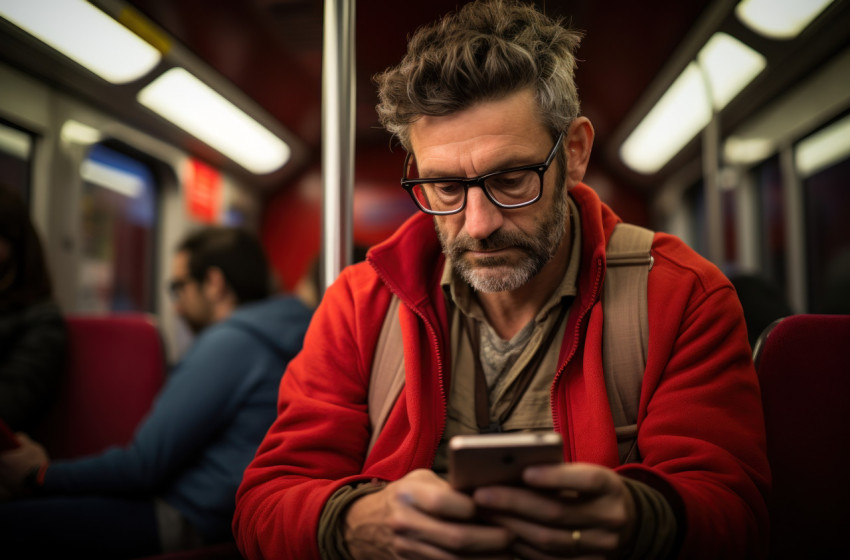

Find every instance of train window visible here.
[0,120,33,202]
[803,157,850,314]
[77,144,158,313]
[754,156,786,295]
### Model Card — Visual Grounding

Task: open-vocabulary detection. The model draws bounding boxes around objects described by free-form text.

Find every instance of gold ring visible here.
[571,529,582,549]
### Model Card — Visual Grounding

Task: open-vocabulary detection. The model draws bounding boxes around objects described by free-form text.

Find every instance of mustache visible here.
[449,229,536,254]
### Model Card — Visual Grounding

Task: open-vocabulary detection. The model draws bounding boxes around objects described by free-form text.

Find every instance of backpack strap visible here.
[602,223,654,464]
[367,295,405,455]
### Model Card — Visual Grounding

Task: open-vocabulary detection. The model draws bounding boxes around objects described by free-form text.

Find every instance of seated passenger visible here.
[0,227,313,557]
[233,2,770,559]
[0,183,67,433]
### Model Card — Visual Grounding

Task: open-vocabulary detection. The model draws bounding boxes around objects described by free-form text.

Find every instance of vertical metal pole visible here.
[779,144,807,313]
[702,111,724,266]
[321,0,356,295]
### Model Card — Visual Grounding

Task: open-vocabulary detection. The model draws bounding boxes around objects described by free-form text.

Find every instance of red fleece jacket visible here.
[234,183,770,559]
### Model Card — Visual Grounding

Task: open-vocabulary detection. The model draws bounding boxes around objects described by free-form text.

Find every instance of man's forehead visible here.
[171,250,190,274]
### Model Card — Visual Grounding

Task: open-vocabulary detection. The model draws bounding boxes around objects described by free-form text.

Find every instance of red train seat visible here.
[31,313,166,460]
[753,314,850,559]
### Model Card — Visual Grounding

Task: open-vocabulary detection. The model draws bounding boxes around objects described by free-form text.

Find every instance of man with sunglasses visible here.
[234,1,769,559]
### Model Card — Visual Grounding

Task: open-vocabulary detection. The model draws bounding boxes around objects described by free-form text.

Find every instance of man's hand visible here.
[344,468,515,560]
[0,432,48,500]
[472,463,637,560]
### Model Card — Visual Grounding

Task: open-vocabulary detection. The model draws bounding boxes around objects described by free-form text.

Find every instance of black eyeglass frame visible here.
[167,277,194,299]
[400,131,565,216]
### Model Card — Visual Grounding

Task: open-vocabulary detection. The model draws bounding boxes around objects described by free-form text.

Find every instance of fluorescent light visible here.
[138,68,290,174]
[698,33,766,110]
[61,120,103,145]
[620,63,712,175]
[736,0,834,40]
[80,159,144,198]
[796,113,850,178]
[724,136,775,165]
[621,32,766,174]
[0,0,161,84]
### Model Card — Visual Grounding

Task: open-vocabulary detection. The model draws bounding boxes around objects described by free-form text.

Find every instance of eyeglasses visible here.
[167,277,193,299]
[401,132,564,216]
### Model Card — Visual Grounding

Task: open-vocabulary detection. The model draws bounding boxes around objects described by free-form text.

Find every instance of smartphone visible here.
[0,418,20,452]
[448,431,563,492]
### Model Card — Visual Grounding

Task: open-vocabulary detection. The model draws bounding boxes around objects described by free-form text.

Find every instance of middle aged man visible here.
[0,227,313,557]
[234,2,770,559]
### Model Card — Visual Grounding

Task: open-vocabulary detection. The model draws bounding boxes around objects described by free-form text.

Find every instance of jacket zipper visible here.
[550,256,604,434]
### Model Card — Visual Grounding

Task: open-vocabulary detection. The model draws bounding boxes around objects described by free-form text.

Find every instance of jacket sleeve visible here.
[43,325,275,494]
[617,239,771,559]
[0,301,67,431]
[233,268,383,560]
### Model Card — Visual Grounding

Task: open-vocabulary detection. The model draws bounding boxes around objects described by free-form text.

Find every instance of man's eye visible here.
[489,172,526,189]
[434,183,462,196]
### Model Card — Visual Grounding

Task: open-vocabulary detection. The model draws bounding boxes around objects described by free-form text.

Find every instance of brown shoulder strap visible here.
[367,295,405,455]
[603,222,654,464]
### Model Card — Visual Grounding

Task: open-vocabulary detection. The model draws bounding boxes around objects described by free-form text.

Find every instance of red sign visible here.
[185,159,221,223]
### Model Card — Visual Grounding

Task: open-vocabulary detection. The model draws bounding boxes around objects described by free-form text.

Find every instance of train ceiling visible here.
[2,0,849,196]
[124,0,713,192]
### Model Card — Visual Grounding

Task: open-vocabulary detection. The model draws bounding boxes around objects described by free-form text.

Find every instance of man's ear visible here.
[565,117,595,187]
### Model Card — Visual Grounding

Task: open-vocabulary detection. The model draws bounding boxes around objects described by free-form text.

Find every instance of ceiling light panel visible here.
[698,32,766,110]
[736,0,835,39]
[620,63,712,175]
[0,0,161,84]
[138,67,290,175]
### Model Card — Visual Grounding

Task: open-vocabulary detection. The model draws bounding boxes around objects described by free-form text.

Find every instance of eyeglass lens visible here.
[410,169,541,213]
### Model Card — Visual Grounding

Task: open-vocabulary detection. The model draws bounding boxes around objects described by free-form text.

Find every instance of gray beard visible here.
[436,190,569,293]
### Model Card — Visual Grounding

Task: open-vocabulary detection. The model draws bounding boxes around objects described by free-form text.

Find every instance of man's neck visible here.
[475,234,572,340]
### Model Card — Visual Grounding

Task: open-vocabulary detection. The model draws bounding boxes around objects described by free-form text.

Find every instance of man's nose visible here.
[463,186,503,240]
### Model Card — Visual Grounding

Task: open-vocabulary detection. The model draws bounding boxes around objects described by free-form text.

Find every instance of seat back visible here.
[32,314,166,460]
[753,314,850,559]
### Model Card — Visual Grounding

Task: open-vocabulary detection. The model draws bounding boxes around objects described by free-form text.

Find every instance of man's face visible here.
[408,89,569,293]
[169,251,214,335]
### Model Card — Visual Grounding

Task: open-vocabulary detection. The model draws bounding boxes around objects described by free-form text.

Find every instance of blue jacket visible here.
[43,296,313,541]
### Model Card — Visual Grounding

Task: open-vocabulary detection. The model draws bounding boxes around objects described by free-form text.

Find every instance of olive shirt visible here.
[319,198,678,559]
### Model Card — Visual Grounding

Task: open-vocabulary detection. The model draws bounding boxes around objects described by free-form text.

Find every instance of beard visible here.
[436,189,569,293]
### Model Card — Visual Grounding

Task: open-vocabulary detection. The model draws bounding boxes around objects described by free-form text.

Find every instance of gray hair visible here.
[375,0,583,150]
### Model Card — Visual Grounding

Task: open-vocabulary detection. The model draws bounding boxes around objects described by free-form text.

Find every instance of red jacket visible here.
[234,183,770,559]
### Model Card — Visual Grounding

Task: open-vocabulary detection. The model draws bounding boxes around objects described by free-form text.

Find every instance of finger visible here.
[490,514,619,556]
[396,472,478,521]
[393,492,514,554]
[473,485,626,529]
[522,463,618,496]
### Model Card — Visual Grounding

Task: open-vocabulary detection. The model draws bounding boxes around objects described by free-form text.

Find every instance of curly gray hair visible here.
[374,0,583,150]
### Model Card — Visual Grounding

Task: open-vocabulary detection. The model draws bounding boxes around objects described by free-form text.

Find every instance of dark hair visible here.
[177,227,270,304]
[375,0,583,150]
[0,184,53,311]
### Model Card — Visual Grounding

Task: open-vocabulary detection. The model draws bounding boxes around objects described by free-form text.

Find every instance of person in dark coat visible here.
[0,184,67,432]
